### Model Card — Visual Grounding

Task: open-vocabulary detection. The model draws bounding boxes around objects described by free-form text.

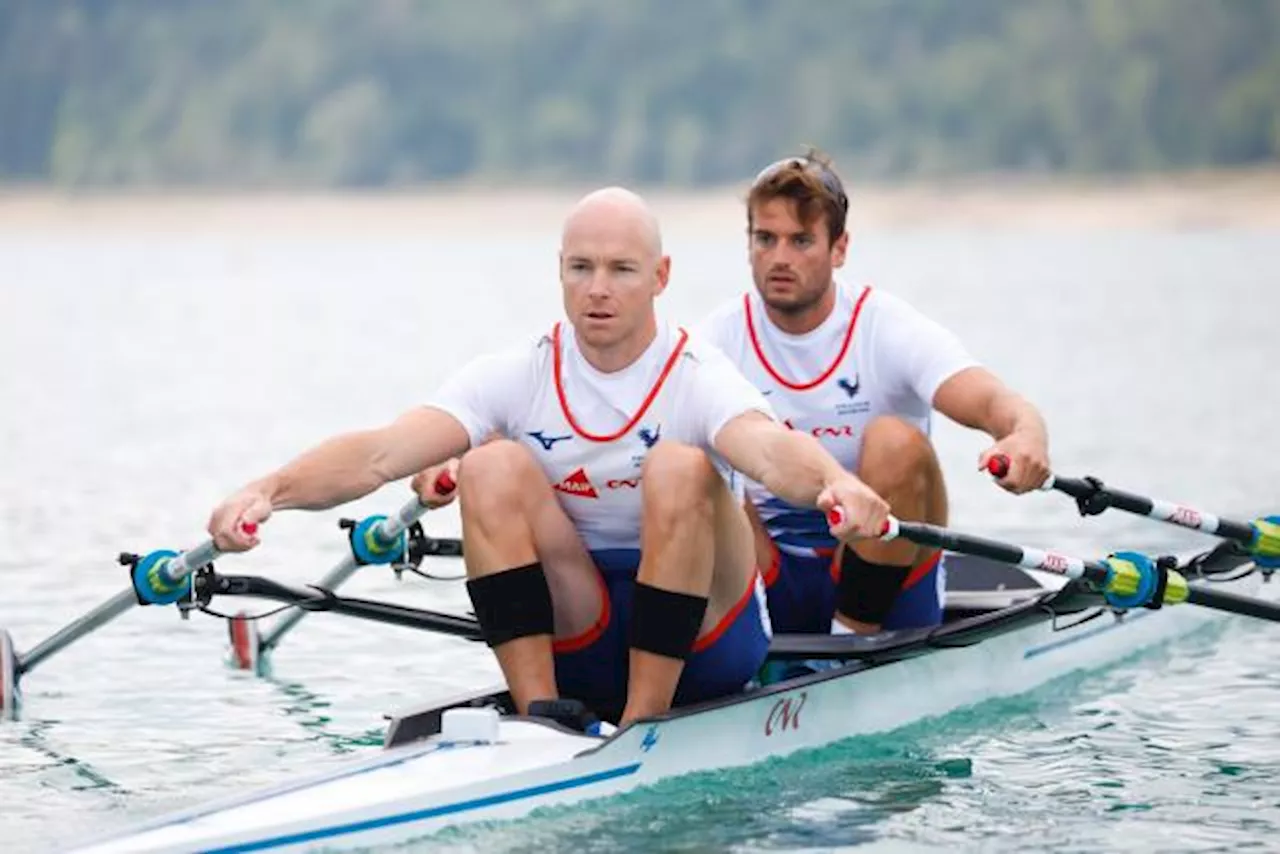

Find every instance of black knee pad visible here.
[629,582,708,661]
[836,550,912,626]
[465,563,554,648]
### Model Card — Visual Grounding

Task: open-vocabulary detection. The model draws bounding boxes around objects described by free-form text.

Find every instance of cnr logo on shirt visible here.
[782,419,855,439]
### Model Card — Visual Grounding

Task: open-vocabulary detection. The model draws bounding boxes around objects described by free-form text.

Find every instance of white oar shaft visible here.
[258,556,361,650]
[160,539,222,586]
[989,456,1263,546]
[19,590,137,675]
[258,497,429,652]
[22,537,225,676]
[1145,498,1222,533]
[876,515,1090,580]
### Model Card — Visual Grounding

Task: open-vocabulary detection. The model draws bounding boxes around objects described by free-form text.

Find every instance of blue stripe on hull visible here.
[200,762,643,853]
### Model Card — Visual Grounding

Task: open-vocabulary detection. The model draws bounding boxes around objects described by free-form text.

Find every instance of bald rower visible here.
[208,187,893,728]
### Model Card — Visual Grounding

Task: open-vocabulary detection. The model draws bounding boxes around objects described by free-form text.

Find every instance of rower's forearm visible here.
[257,431,396,511]
[985,391,1047,443]
[755,431,846,507]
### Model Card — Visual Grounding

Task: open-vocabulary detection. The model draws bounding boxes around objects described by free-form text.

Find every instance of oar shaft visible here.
[1186,585,1280,621]
[18,590,138,675]
[888,519,1112,587]
[159,539,223,587]
[255,476,457,660]
[830,507,1280,621]
[257,556,361,653]
[987,456,1259,545]
[1047,473,1256,543]
[258,496,431,654]
[20,533,233,677]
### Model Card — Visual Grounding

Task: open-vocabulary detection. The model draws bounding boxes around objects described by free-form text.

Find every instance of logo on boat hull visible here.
[640,724,660,752]
[764,691,808,736]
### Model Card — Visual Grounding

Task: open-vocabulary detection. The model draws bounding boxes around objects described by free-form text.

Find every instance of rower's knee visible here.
[458,439,540,515]
[857,416,936,492]
[641,443,718,526]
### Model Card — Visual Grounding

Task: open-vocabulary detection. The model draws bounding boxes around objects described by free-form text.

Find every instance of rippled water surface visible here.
[2,212,1278,852]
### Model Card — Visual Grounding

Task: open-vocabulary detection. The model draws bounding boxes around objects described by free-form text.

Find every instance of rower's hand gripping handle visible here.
[825,506,900,540]
[985,454,1055,489]
[345,472,457,566]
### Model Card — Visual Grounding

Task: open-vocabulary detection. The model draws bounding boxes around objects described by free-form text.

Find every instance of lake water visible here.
[1,201,1278,852]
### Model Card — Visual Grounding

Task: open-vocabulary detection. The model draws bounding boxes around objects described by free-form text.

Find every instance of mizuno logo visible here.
[552,467,598,498]
[527,430,573,451]
[637,425,661,448]
[836,376,860,398]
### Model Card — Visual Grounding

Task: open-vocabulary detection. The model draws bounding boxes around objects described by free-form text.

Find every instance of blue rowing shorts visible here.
[761,543,945,634]
[553,549,771,715]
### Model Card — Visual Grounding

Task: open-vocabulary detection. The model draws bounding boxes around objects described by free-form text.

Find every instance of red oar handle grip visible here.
[825,507,892,537]
[435,471,457,494]
[241,522,259,536]
[986,455,1011,479]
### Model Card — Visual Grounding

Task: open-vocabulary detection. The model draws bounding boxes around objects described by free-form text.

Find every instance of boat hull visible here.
[71,561,1270,853]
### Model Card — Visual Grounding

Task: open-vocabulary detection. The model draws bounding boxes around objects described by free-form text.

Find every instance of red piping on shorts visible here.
[829,547,941,589]
[760,542,782,587]
[691,573,759,654]
[552,570,611,654]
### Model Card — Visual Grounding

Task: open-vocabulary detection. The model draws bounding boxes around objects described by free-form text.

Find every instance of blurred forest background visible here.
[1,0,1278,188]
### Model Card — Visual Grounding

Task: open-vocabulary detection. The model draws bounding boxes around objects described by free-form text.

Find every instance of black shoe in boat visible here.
[526,698,603,735]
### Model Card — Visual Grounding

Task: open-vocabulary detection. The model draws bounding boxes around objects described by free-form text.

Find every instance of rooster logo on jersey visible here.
[834,374,870,416]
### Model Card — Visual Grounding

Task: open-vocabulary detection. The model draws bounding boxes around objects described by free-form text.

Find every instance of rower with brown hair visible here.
[697,148,1052,636]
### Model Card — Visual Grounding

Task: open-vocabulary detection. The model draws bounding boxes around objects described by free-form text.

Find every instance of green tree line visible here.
[2,0,1278,187]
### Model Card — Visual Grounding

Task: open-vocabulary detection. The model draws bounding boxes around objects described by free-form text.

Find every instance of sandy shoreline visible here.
[2,170,1279,233]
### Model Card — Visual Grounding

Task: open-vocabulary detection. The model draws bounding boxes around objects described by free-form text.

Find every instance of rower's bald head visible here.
[561,186,663,260]
[558,186,671,355]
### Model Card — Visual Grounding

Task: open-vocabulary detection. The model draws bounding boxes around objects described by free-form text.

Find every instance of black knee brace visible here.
[629,582,709,661]
[465,563,554,648]
[836,550,912,626]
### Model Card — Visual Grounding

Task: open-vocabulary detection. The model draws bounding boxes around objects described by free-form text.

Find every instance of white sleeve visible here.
[690,300,738,356]
[424,347,533,447]
[680,340,777,447]
[873,294,982,405]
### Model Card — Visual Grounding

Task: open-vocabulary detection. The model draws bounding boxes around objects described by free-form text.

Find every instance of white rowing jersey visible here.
[696,281,979,557]
[426,320,775,551]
